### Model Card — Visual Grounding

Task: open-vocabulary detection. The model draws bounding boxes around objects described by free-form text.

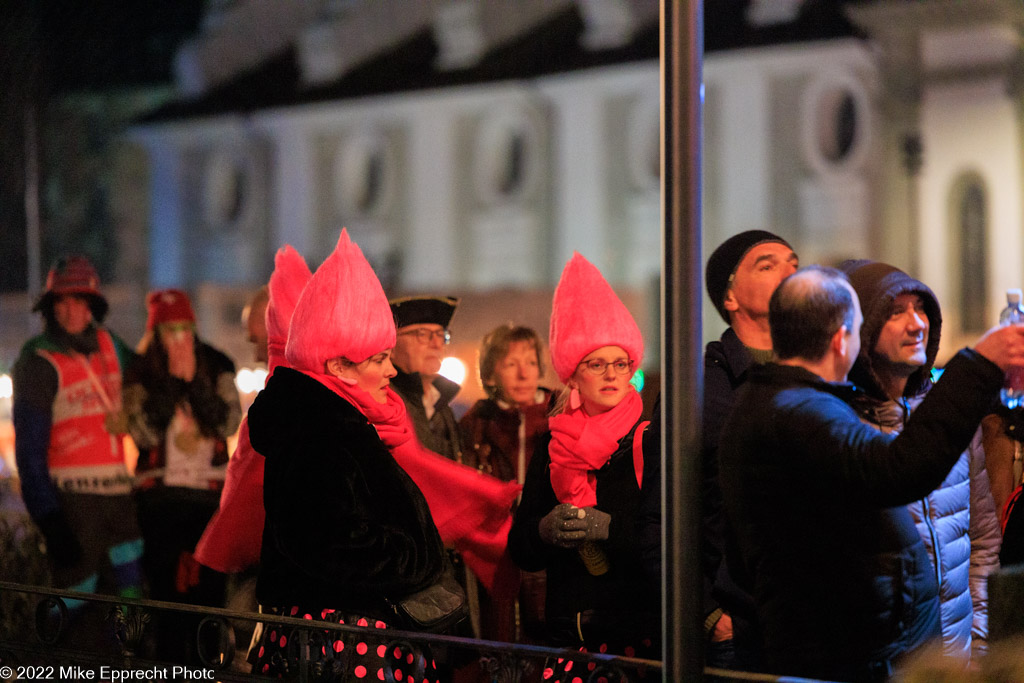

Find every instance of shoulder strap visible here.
[632,420,650,490]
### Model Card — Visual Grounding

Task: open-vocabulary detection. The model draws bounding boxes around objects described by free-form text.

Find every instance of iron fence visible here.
[0,581,663,683]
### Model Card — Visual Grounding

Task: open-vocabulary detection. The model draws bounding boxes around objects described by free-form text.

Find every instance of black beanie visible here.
[706,230,792,323]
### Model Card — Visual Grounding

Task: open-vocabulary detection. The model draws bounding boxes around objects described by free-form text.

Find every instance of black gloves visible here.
[36,512,83,568]
[539,503,612,547]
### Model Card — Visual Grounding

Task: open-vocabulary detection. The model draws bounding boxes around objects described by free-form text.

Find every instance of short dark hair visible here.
[478,323,544,399]
[770,266,855,361]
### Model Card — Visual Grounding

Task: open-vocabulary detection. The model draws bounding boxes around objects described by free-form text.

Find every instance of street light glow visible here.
[235,367,268,394]
[439,357,466,385]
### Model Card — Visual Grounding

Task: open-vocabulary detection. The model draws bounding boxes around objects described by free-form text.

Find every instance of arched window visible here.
[953,174,988,332]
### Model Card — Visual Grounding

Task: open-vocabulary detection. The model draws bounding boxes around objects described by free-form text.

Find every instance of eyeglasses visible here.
[578,358,634,376]
[399,328,451,345]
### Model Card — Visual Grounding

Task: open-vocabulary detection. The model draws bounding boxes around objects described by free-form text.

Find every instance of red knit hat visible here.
[286,229,396,372]
[33,255,109,322]
[145,289,196,331]
[549,252,644,382]
[266,245,312,372]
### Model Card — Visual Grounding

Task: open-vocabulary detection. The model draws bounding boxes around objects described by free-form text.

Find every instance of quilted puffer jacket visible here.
[854,396,1001,661]
[841,258,1001,663]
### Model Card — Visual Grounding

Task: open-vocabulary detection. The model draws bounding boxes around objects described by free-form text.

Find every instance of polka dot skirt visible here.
[541,637,658,683]
[252,606,439,683]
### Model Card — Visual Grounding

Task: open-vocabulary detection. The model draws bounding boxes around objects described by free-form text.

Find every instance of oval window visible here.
[816,89,858,164]
[203,151,248,230]
[334,131,394,218]
[475,109,541,206]
[800,71,871,176]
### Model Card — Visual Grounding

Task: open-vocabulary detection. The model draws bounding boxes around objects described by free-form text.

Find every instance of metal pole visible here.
[661,0,704,680]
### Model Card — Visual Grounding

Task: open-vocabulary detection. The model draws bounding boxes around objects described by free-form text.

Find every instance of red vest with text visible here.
[36,329,131,495]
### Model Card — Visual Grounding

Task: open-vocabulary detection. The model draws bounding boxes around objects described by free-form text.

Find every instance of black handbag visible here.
[391,565,469,633]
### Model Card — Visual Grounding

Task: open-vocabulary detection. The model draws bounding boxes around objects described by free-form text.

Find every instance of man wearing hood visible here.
[12,255,143,601]
[841,259,1001,663]
[718,266,1024,682]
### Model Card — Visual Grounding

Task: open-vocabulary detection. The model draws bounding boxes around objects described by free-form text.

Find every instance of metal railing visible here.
[0,581,663,682]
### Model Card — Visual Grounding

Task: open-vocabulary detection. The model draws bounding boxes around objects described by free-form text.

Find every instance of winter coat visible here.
[844,258,1001,660]
[123,340,241,491]
[249,367,445,618]
[458,389,554,483]
[507,421,660,650]
[718,351,1002,682]
[852,394,1001,661]
[702,327,760,647]
[391,369,463,462]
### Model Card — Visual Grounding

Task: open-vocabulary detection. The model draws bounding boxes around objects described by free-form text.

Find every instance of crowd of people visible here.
[8,228,1024,682]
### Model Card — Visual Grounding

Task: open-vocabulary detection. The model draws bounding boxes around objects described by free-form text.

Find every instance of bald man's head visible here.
[770,266,860,363]
[243,286,270,364]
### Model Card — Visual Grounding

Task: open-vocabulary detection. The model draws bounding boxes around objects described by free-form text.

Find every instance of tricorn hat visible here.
[389,295,459,329]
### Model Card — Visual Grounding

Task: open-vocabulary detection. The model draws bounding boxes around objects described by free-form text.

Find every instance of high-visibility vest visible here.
[36,329,131,495]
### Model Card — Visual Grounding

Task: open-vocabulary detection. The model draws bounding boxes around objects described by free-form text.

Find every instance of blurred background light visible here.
[439,357,467,385]
[235,367,268,395]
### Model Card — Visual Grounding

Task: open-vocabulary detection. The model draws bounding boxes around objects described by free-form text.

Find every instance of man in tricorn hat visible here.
[389,295,463,462]
[12,255,144,602]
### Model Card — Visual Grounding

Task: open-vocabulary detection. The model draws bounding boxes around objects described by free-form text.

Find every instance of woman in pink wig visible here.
[194,245,311,577]
[508,252,661,678]
[247,231,452,681]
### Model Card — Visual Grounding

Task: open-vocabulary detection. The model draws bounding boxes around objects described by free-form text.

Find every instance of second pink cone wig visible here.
[549,252,644,382]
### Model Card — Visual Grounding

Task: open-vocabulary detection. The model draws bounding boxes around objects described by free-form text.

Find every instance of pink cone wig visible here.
[549,252,644,382]
[266,245,312,373]
[285,229,396,372]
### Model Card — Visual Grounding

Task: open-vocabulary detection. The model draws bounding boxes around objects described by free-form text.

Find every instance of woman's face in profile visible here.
[332,350,398,404]
[492,340,541,407]
[572,345,634,416]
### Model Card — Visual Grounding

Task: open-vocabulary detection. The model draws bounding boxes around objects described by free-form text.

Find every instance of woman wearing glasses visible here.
[508,253,661,678]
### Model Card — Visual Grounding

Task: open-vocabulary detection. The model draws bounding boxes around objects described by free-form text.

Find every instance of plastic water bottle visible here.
[1000,289,1024,408]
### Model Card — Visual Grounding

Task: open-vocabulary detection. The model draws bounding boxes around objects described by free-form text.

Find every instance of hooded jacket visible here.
[843,260,1001,661]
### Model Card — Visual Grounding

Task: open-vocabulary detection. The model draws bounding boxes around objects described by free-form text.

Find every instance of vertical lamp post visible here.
[662,0,704,680]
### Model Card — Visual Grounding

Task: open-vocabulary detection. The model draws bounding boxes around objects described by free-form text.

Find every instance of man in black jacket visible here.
[389,295,463,462]
[702,230,798,668]
[719,265,1024,682]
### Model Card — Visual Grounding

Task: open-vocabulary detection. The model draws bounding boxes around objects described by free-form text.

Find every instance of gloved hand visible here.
[581,507,611,540]
[538,503,587,548]
[36,512,84,569]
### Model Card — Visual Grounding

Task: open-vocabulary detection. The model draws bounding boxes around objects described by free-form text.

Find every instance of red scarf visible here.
[194,416,264,573]
[304,370,520,590]
[548,389,644,507]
